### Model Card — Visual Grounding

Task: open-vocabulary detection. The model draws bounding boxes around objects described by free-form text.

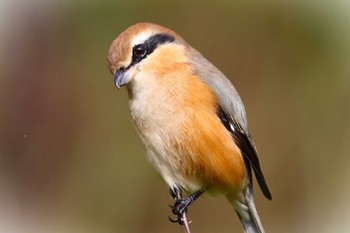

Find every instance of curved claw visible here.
[168,197,191,226]
[168,215,184,225]
[168,215,177,223]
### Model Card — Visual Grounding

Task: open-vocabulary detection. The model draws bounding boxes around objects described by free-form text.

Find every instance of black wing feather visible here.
[217,106,272,200]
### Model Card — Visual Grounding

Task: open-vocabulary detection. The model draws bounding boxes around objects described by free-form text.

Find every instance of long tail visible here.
[229,187,265,233]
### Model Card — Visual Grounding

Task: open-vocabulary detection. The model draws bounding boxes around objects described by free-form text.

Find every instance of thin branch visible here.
[173,190,192,233]
[180,211,191,233]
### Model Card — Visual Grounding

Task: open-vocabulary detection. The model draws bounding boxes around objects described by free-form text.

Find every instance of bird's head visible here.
[107,22,187,89]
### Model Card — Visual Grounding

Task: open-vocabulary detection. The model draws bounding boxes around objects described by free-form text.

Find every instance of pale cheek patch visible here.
[158,44,188,62]
[142,44,188,74]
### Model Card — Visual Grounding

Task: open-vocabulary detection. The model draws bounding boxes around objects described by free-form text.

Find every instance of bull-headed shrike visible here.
[107,22,271,233]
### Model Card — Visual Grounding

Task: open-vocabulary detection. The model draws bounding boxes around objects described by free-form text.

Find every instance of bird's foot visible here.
[168,189,204,225]
[168,197,192,225]
[171,197,192,216]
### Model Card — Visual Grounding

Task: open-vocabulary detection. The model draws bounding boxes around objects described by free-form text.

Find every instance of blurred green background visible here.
[0,0,349,232]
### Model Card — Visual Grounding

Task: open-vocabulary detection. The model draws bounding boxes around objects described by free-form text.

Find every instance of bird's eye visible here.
[133,44,147,58]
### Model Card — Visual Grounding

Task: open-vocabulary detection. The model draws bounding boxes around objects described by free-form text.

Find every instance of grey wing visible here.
[188,47,248,131]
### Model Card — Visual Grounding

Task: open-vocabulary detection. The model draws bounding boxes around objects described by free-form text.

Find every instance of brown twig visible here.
[180,211,191,233]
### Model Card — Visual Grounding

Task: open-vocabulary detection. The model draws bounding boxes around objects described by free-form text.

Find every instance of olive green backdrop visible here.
[0,0,349,232]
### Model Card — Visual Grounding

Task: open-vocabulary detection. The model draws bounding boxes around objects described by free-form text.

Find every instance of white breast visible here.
[128,72,201,191]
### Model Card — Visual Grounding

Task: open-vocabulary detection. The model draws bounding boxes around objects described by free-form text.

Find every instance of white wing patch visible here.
[230,122,236,132]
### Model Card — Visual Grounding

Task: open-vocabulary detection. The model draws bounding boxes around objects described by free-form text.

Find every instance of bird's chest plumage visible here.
[127,73,199,190]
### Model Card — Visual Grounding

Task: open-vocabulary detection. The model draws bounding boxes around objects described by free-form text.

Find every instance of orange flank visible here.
[177,78,246,196]
[181,110,246,196]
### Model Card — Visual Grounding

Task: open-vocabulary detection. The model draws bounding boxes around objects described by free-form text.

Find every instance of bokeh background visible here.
[1,0,349,232]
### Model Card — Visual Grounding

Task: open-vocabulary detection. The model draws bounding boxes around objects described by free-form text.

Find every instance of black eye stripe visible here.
[147,33,175,54]
[128,33,175,68]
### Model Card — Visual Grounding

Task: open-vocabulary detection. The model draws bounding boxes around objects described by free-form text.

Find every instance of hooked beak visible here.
[114,68,131,89]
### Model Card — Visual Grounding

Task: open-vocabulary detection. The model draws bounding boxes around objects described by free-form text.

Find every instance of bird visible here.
[107,22,271,233]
